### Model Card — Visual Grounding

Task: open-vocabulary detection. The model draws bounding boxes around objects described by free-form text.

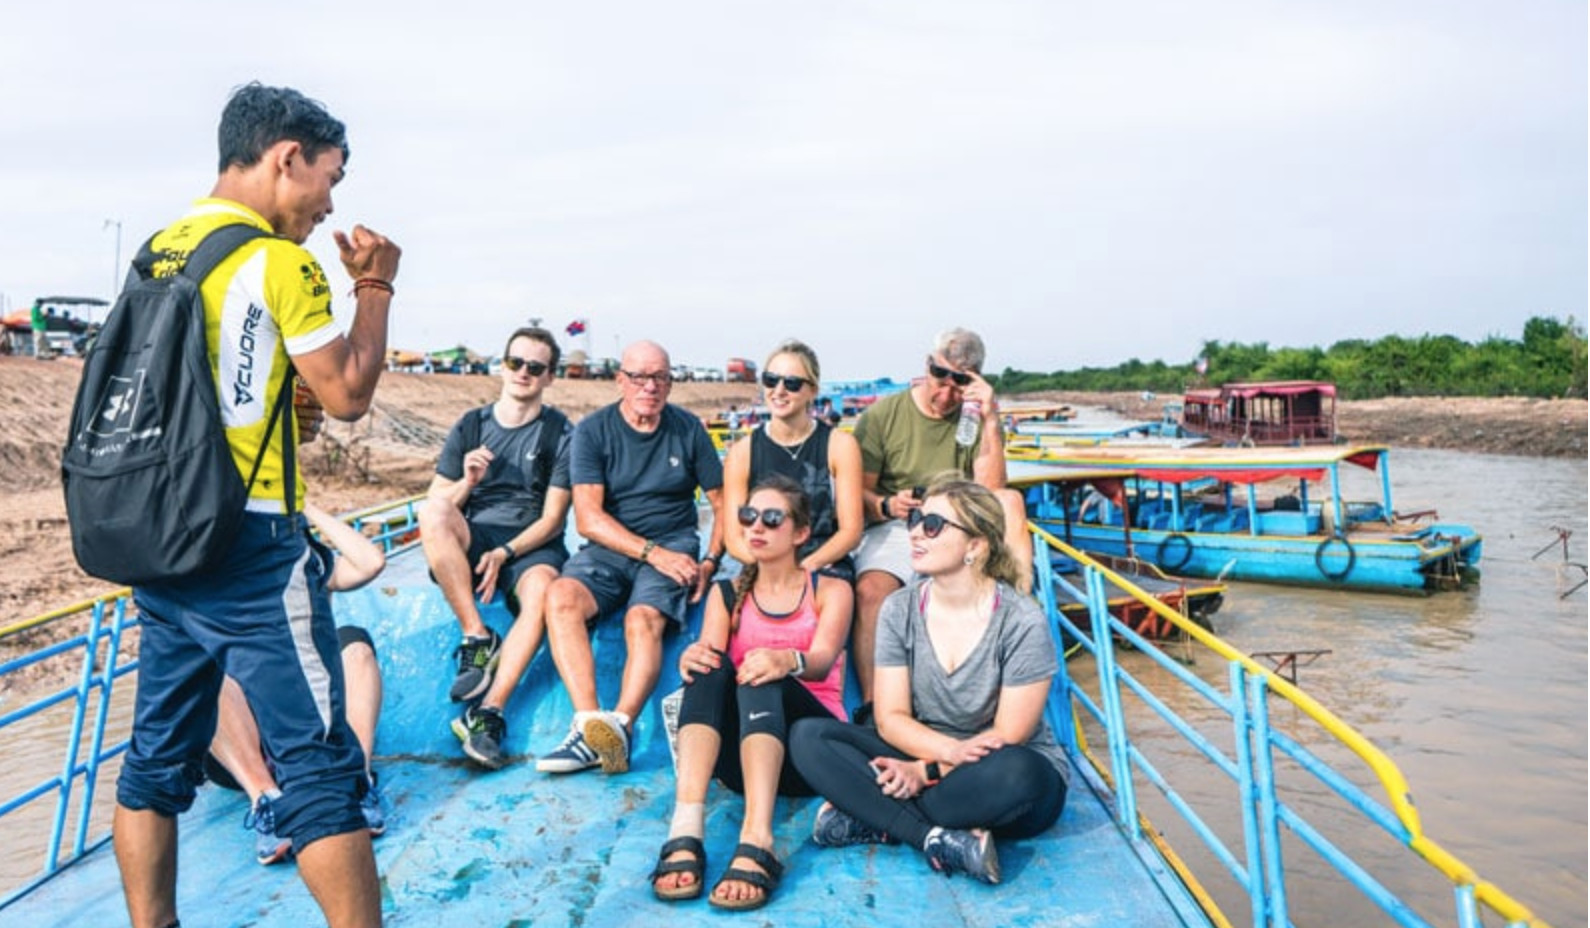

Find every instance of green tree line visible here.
[993,316,1588,400]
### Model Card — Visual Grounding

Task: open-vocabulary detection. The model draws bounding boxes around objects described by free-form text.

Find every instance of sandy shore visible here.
[0,356,1582,633]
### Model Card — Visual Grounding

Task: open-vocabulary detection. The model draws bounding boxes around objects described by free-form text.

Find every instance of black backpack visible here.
[62,223,296,585]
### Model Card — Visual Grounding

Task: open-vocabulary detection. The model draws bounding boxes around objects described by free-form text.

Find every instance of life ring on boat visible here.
[1157,533,1194,572]
[1315,535,1356,581]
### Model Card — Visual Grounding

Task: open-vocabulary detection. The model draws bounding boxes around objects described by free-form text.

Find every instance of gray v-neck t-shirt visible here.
[875,578,1069,782]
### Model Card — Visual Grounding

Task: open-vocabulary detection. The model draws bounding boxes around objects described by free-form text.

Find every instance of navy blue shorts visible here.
[560,531,698,625]
[119,512,367,851]
[462,521,567,612]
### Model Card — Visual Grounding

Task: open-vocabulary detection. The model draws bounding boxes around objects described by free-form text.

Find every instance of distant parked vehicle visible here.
[671,364,693,382]
[725,357,757,383]
[694,366,723,382]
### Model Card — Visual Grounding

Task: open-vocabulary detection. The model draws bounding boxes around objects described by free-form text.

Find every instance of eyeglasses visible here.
[621,370,672,387]
[761,372,811,392]
[926,358,974,387]
[503,356,549,376]
[907,508,972,539]
[737,506,789,529]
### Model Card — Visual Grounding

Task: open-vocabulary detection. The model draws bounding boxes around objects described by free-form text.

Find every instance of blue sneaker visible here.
[244,791,292,865]
[811,801,896,848]
[449,629,502,703]
[536,725,601,773]
[361,774,386,837]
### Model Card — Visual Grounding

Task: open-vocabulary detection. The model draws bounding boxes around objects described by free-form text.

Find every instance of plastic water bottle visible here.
[955,399,982,447]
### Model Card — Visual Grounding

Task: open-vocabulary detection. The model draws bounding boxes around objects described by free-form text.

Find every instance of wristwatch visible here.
[499,543,515,561]
[923,760,942,785]
[639,539,657,562]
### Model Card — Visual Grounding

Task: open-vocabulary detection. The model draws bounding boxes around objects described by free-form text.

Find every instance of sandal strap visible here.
[728,842,784,882]
[714,866,778,894]
[649,835,706,880]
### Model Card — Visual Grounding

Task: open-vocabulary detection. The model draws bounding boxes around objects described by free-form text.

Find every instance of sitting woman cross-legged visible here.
[650,475,853,911]
[790,475,1068,884]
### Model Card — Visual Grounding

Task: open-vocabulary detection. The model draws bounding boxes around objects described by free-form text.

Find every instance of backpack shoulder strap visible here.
[535,405,568,484]
[182,223,270,283]
[461,404,493,450]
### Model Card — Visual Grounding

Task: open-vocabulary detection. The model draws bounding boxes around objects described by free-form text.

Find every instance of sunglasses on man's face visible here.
[503,356,549,376]
[926,358,975,387]
[761,372,811,392]
[907,507,972,539]
[737,505,789,529]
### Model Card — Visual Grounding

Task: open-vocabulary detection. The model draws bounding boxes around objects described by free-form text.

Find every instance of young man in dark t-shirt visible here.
[538,340,725,775]
[418,326,573,770]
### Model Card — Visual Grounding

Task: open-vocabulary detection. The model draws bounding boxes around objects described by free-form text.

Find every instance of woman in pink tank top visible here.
[649,475,852,911]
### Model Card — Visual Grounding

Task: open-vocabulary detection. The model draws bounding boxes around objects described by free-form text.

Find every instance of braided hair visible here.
[729,474,812,631]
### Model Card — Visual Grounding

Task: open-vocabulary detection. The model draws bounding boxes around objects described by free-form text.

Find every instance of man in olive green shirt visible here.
[850,328,1033,701]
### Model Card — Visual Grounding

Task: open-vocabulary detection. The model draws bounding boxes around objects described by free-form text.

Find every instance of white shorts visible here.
[853,520,917,583]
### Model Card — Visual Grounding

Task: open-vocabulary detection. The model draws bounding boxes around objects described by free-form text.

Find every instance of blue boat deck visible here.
[5,545,1206,927]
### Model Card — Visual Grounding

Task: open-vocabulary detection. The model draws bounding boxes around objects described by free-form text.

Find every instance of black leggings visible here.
[677,657,837,796]
[789,717,1067,849]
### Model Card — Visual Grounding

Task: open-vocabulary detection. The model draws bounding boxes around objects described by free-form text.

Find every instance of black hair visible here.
[217,82,349,173]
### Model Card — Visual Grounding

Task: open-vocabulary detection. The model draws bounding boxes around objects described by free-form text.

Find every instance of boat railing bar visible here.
[1030,522,1548,928]
[0,502,425,909]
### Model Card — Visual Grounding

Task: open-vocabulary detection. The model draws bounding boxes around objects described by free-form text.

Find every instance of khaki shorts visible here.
[853,520,916,583]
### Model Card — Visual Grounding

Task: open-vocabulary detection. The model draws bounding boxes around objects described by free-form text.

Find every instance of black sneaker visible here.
[452,704,508,770]
[923,827,1000,884]
[811,801,895,847]
[449,630,502,702]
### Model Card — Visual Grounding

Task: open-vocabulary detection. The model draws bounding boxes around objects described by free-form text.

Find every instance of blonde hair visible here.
[763,338,821,386]
[923,473,1022,589]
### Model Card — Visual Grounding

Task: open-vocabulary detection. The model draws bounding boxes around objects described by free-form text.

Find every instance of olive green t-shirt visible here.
[853,389,979,497]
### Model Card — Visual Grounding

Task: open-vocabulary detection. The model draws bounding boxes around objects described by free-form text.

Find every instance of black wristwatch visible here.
[923,760,942,784]
[879,496,892,520]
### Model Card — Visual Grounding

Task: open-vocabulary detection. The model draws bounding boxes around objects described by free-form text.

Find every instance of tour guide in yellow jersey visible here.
[113,83,400,928]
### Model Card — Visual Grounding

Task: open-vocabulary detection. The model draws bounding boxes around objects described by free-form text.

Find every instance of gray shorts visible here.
[853,520,917,583]
[561,531,699,625]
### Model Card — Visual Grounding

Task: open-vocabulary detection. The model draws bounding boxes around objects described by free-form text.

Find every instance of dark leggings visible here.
[677,657,836,796]
[789,717,1067,849]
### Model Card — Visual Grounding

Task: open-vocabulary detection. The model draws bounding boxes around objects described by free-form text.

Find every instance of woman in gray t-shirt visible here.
[790,476,1067,884]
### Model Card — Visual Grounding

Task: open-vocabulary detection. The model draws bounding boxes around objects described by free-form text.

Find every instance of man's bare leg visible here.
[296,830,381,928]
[480,565,557,710]
[544,577,601,713]
[852,570,904,703]
[114,805,178,928]
[417,498,489,638]
[613,605,667,722]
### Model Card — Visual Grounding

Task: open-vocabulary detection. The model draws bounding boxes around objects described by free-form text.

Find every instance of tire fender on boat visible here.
[1315,535,1357,581]
[1157,533,1194,572]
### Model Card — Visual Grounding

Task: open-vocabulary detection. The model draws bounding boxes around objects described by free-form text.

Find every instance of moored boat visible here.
[1014,445,1482,594]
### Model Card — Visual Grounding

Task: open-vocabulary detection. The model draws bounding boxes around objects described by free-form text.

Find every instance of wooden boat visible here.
[1013,444,1482,594]
[0,500,1539,926]
[1048,549,1225,640]
[1180,380,1338,446]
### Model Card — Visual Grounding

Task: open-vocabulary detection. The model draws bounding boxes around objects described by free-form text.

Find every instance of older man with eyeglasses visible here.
[538,339,726,775]
[849,328,1035,705]
[418,325,574,770]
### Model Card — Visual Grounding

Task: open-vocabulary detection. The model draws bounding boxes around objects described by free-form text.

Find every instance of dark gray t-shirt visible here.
[569,403,724,542]
[876,578,1069,782]
[437,405,572,529]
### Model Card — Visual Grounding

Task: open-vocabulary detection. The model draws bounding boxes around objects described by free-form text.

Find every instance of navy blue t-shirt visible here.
[570,403,723,541]
[437,406,572,529]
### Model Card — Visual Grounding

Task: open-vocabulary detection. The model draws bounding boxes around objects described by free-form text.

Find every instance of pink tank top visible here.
[727,573,847,720]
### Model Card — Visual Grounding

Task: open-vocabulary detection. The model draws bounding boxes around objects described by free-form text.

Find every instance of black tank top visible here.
[748,421,836,562]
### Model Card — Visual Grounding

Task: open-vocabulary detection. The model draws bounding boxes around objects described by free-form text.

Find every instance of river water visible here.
[1,447,1584,925]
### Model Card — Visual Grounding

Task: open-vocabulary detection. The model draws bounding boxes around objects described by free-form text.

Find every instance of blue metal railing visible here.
[0,498,425,909]
[1032,524,1546,928]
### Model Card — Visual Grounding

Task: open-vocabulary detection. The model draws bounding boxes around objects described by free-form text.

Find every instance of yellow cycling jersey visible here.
[149,198,341,512]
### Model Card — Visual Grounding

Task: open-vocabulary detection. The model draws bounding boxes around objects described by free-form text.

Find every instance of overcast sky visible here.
[2,1,1583,380]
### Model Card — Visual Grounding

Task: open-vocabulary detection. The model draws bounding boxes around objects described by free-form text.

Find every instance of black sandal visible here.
[708,842,785,911]
[650,835,707,901]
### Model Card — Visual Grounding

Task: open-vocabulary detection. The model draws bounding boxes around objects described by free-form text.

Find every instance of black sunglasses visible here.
[926,358,974,387]
[737,505,788,529]
[907,508,972,539]
[761,372,811,392]
[503,356,549,376]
